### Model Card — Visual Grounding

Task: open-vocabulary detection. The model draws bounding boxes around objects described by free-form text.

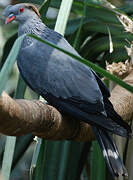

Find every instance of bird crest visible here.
[24,4,40,17]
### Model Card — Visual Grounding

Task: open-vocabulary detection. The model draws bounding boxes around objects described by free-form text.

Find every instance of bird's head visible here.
[3,3,40,24]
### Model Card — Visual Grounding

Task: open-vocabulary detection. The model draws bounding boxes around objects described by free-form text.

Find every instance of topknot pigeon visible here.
[3,3,131,177]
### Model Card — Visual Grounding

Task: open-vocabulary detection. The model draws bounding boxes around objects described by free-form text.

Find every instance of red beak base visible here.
[6,15,16,24]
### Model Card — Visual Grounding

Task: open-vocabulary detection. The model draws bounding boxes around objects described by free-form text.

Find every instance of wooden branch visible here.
[0,71,133,141]
[0,92,95,141]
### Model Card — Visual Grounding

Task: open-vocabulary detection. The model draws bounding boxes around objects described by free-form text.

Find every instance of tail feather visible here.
[57,100,130,137]
[92,126,128,177]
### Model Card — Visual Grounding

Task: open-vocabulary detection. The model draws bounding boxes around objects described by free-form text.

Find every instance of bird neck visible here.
[18,17,46,37]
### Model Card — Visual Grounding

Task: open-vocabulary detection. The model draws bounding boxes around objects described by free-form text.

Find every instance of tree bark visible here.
[0,71,133,142]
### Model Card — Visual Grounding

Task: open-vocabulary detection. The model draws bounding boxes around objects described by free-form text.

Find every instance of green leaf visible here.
[73,1,87,50]
[57,141,72,179]
[2,74,27,180]
[73,2,120,25]
[54,0,73,35]
[102,49,128,64]
[48,0,62,9]
[2,137,16,180]
[14,74,26,98]
[1,34,26,180]
[12,134,33,170]
[38,141,64,179]
[80,36,127,59]
[0,35,25,95]
[0,33,17,69]
[39,0,52,23]
[90,141,106,180]
[30,138,42,180]
[17,0,43,4]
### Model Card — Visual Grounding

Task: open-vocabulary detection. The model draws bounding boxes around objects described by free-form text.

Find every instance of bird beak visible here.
[5,13,16,24]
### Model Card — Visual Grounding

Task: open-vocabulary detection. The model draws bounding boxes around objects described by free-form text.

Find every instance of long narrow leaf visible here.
[39,0,52,23]
[2,74,27,180]
[1,35,25,180]
[33,140,46,180]
[73,0,87,50]
[2,137,16,180]
[90,141,106,180]
[14,74,26,99]
[54,0,73,35]
[12,134,33,170]
[30,138,42,180]
[0,35,25,95]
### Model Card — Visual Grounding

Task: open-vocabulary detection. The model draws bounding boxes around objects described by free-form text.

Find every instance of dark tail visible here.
[92,126,128,178]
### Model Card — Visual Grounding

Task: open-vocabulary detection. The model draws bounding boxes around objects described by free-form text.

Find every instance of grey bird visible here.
[3,3,131,177]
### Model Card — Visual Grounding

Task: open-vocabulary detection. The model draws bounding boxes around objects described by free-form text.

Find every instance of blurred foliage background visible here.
[0,0,133,179]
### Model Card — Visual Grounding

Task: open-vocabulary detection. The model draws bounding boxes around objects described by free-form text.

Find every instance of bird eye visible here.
[19,8,24,13]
